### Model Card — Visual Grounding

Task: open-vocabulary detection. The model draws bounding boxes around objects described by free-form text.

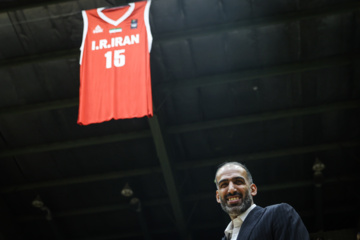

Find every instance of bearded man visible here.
[215,162,310,240]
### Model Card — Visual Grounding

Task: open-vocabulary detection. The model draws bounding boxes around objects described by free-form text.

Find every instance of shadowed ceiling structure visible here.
[0,0,359,239]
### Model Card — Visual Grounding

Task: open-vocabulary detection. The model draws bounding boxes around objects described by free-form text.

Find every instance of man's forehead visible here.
[216,164,248,181]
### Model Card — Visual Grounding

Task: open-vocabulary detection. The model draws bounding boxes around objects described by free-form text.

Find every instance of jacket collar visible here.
[236,206,265,240]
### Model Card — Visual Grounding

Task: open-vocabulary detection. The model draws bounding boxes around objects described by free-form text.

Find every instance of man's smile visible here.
[226,193,242,205]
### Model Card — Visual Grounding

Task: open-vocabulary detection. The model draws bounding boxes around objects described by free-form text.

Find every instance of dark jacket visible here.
[222,203,310,240]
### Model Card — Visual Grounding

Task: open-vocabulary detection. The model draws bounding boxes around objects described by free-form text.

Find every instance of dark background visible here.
[0,0,359,239]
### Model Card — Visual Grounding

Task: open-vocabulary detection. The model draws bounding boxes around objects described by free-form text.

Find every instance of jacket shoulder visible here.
[265,203,294,212]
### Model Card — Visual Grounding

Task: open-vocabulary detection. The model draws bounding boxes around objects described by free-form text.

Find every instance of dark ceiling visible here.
[0,0,360,239]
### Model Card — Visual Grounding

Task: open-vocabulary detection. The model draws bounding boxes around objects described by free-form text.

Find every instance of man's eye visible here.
[220,183,228,188]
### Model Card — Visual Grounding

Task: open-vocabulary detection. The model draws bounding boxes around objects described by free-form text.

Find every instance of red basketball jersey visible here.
[78,1,153,125]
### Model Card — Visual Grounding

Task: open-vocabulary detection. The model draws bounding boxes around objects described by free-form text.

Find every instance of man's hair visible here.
[214,162,253,188]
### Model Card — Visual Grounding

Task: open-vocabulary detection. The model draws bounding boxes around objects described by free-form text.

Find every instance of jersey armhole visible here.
[79,10,89,65]
[144,0,152,53]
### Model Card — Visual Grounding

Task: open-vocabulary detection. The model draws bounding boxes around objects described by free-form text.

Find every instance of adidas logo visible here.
[93,25,103,34]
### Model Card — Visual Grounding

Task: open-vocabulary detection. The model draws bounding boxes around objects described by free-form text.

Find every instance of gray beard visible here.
[219,189,252,218]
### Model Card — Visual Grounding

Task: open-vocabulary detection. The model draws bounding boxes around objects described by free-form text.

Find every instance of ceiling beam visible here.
[0,130,152,158]
[0,0,76,13]
[167,100,360,134]
[0,167,162,193]
[0,49,79,69]
[14,175,358,221]
[1,141,358,193]
[0,53,355,127]
[148,115,189,239]
[0,100,358,158]
[176,141,360,170]
[155,1,360,43]
[0,0,142,14]
[159,55,354,91]
[0,54,355,116]
[0,98,79,116]
[27,218,359,240]
[1,1,359,68]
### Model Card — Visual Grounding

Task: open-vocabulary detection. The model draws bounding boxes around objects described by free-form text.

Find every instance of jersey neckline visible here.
[97,3,135,26]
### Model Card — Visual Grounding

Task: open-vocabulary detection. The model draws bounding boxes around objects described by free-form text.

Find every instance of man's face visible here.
[215,164,257,219]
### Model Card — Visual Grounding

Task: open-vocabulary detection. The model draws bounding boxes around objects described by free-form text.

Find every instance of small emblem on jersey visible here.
[109,28,122,33]
[131,19,138,29]
[93,25,103,34]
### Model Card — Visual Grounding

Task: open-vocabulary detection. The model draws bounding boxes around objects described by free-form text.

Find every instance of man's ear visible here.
[216,190,221,203]
[250,184,257,196]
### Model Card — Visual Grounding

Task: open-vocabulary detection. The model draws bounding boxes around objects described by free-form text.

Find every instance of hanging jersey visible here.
[78,1,153,125]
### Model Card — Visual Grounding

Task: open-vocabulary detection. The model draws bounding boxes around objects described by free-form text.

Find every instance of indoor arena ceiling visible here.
[0,0,359,239]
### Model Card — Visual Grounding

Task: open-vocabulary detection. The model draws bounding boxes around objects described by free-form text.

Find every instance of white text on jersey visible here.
[91,34,140,51]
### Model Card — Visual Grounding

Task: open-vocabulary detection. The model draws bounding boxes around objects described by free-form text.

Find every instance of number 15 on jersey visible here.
[104,49,125,69]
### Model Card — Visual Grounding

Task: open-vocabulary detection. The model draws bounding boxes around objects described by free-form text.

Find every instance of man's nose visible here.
[228,182,237,194]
